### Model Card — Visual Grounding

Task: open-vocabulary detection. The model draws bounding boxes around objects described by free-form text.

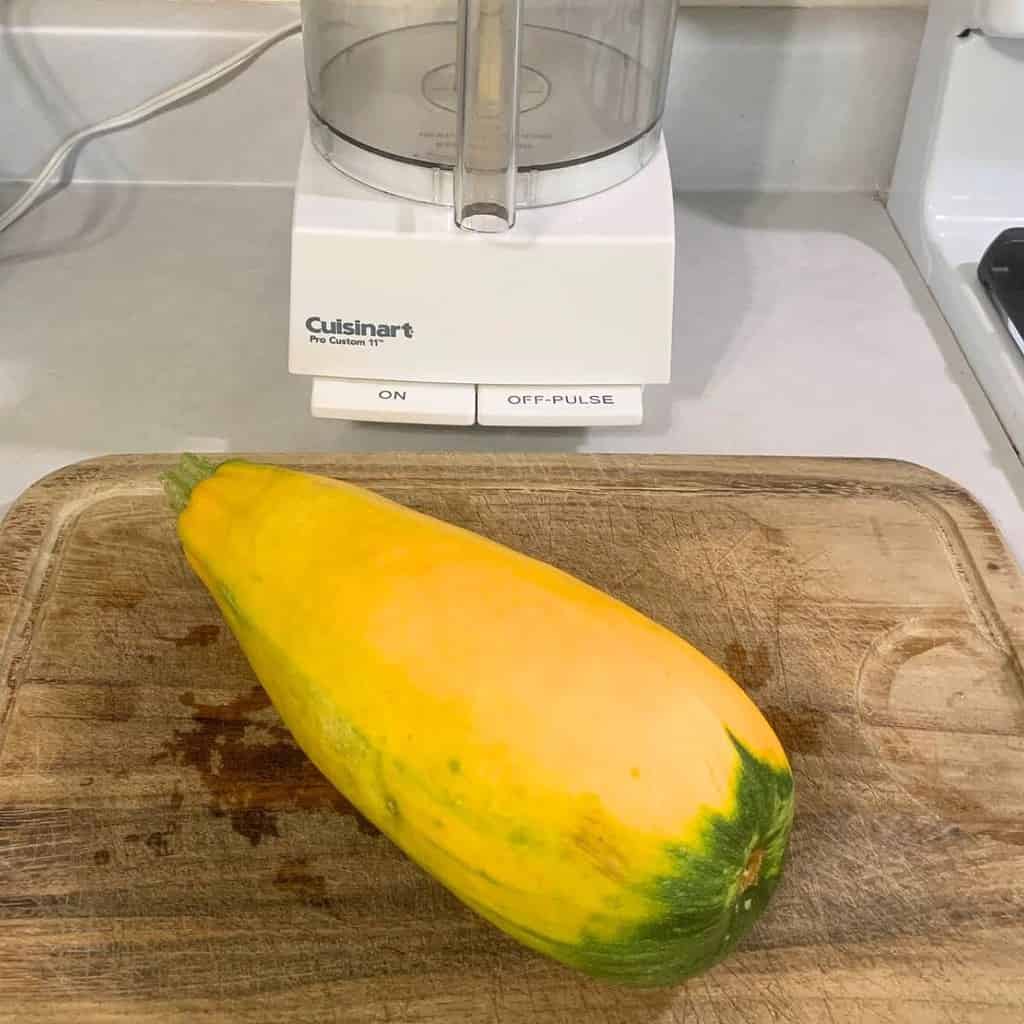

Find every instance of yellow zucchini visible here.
[164,455,794,986]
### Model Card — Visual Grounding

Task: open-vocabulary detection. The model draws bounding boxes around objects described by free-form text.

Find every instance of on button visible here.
[312,377,476,425]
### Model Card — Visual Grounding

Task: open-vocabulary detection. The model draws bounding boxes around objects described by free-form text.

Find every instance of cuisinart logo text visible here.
[305,315,414,348]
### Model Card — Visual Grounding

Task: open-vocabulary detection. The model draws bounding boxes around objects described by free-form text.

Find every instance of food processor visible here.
[288,0,679,426]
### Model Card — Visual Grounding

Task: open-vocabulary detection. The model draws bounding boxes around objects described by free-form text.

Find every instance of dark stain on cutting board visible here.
[154,684,379,845]
[154,623,221,648]
[723,639,774,691]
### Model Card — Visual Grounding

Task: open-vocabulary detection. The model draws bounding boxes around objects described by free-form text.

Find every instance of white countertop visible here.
[3,182,1023,564]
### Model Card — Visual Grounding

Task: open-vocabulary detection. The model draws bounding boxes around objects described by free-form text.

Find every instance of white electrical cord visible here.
[0,19,302,235]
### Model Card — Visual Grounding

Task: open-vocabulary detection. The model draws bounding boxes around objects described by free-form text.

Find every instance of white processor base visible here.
[288,130,675,426]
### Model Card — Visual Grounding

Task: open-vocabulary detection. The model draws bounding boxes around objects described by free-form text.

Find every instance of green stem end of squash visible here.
[162,453,219,515]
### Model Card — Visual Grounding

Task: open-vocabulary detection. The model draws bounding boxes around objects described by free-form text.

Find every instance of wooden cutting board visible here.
[1,454,1023,1023]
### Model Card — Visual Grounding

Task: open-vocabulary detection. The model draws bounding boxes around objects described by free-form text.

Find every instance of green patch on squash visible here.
[556,734,793,986]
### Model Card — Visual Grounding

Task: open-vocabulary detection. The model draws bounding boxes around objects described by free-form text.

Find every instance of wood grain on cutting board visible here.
[230,2,928,7]
[0,454,1022,1023]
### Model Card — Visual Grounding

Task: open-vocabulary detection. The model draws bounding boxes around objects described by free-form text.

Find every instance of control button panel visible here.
[311,377,476,425]
[476,385,643,427]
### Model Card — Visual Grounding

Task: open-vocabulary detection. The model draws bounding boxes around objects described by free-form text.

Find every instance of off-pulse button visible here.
[311,377,476,425]
[476,385,643,426]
